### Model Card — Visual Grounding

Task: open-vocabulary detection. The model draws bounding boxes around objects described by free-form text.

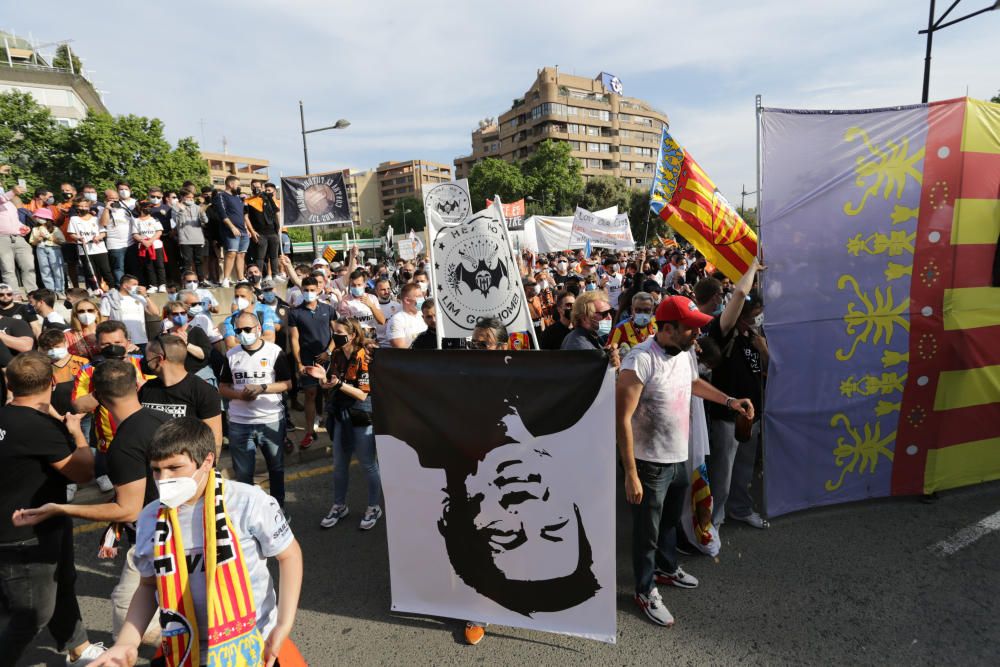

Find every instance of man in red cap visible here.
[616,294,754,627]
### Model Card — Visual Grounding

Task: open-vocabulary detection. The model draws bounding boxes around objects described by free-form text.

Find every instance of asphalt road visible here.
[18,457,1000,666]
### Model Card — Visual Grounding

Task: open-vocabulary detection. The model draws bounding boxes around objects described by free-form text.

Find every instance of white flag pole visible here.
[493,196,540,351]
[425,210,444,351]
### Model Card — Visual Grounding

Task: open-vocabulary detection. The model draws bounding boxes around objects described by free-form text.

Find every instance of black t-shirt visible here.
[139,374,222,421]
[706,318,764,422]
[181,325,212,373]
[105,408,170,507]
[539,321,571,350]
[0,302,38,325]
[0,315,35,347]
[0,406,74,550]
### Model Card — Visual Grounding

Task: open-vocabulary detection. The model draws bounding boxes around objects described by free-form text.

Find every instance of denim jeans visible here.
[228,419,285,506]
[107,247,128,287]
[35,245,64,293]
[630,460,689,596]
[709,419,761,525]
[329,412,381,507]
[0,522,88,665]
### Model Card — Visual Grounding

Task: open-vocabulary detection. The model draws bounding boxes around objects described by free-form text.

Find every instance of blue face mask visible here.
[713,304,724,316]
[585,283,597,292]
[415,297,425,310]
[170,314,187,327]
[238,331,258,346]
[350,286,365,298]
[633,313,652,327]
[302,291,319,303]
[261,291,277,304]
[597,319,613,336]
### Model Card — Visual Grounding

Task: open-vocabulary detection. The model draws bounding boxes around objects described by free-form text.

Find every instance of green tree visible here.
[991,90,1000,104]
[0,90,67,194]
[52,44,82,73]
[521,140,584,215]
[579,175,631,213]
[468,157,525,210]
[57,111,208,194]
[383,196,425,235]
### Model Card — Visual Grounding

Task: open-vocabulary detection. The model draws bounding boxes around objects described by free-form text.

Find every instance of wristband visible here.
[334,380,344,391]
[725,397,735,409]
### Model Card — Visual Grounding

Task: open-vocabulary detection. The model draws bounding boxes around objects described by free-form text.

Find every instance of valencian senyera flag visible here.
[649,129,758,281]
[761,97,1000,517]
[371,349,617,642]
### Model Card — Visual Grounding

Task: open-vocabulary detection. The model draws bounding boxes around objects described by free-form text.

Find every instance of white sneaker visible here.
[96,475,114,493]
[359,505,383,531]
[66,484,77,502]
[147,285,158,293]
[635,587,674,627]
[655,566,699,589]
[320,504,349,529]
[67,641,106,665]
[221,279,231,288]
[729,512,770,529]
[158,284,167,293]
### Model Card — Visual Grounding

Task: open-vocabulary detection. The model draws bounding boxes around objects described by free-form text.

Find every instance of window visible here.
[587,159,602,168]
[567,123,581,134]
[585,108,610,121]
[620,145,631,154]
[566,106,579,116]
[586,126,600,136]
[568,141,581,150]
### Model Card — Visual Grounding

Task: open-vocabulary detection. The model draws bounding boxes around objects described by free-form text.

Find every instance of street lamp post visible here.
[919,0,999,103]
[298,100,350,257]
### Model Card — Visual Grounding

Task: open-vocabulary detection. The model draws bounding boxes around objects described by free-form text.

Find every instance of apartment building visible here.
[454,67,669,190]
[376,159,453,217]
[201,152,269,189]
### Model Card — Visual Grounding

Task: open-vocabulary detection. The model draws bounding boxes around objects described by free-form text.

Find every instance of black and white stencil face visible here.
[463,414,579,581]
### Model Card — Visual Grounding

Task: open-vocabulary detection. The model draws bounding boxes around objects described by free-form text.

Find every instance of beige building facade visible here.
[455,67,669,190]
[201,152,270,189]
[344,169,381,230]
[375,159,453,217]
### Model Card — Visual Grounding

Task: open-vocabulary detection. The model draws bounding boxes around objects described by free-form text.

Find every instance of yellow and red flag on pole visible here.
[649,129,758,281]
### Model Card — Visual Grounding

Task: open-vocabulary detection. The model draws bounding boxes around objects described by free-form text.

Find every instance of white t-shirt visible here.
[621,336,696,464]
[103,205,134,250]
[131,216,163,249]
[340,297,377,330]
[134,481,293,661]
[376,301,403,345]
[100,293,149,344]
[605,274,623,308]
[189,312,223,343]
[222,341,290,424]
[45,311,67,325]
[67,216,108,255]
[386,310,426,347]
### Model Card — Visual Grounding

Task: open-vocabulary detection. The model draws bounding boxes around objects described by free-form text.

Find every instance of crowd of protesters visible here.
[0,165,768,664]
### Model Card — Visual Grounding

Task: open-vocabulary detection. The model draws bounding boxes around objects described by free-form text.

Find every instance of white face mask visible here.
[185,281,198,291]
[78,312,96,326]
[118,189,130,199]
[234,297,250,311]
[238,331,258,346]
[155,470,203,509]
[47,347,69,361]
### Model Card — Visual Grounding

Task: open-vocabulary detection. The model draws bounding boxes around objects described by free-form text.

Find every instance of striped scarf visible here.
[154,470,264,667]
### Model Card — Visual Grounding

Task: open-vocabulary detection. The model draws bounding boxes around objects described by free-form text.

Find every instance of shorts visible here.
[223,233,250,253]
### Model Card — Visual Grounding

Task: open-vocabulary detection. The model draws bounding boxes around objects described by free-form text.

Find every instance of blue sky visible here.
[6,0,999,207]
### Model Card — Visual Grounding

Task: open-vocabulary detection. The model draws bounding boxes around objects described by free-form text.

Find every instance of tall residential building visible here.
[344,168,381,230]
[201,152,269,189]
[454,67,669,190]
[0,31,108,126]
[376,159,453,218]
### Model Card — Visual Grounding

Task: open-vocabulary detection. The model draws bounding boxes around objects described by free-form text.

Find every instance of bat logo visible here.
[453,239,508,297]
[435,200,462,214]
[160,609,194,663]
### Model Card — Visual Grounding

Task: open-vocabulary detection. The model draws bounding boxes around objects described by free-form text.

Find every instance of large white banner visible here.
[532,206,618,253]
[426,201,534,338]
[570,207,635,250]
[372,350,617,643]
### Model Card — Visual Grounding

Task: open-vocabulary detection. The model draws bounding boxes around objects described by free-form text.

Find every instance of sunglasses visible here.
[234,327,256,334]
[0,292,13,297]
[77,308,97,314]
[467,340,493,350]
[595,309,613,319]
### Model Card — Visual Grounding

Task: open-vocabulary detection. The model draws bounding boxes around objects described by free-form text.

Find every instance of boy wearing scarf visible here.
[92,418,303,667]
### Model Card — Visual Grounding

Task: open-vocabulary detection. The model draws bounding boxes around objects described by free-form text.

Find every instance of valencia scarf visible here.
[154,470,264,667]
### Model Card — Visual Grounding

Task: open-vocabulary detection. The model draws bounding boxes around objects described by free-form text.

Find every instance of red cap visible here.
[655,295,713,328]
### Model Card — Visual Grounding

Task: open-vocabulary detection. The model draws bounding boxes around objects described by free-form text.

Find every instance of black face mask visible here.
[332,333,349,348]
[248,274,261,284]
[567,284,581,297]
[100,344,127,360]
[63,299,72,310]
[400,271,412,282]
[563,307,573,320]
[233,187,242,196]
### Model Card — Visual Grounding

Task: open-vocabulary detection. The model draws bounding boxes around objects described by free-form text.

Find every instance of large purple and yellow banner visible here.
[761,98,1000,516]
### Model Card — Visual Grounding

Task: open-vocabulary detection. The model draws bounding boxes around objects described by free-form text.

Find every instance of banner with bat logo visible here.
[426,199,534,339]
[423,179,473,225]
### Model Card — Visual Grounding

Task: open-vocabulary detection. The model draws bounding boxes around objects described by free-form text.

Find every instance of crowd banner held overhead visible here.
[532,206,618,253]
[427,199,535,339]
[761,97,1000,517]
[486,198,526,231]
[280,171,353,227]
[397,238,419,261]
[649,129,758,281]
[321,245,337,263]
[371,349,617,643]
[423,178,473,225]
[570,207,636,251]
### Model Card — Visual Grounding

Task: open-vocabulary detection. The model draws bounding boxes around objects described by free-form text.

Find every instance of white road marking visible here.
[930,509,1000,557]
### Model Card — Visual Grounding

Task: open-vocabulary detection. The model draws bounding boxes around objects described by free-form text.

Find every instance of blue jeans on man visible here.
[631,460,689,595]
[107,247,128,288]
[228,419,286,507]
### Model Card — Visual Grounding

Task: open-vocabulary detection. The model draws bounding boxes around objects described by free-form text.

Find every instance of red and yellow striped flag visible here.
[649,129,758,281]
